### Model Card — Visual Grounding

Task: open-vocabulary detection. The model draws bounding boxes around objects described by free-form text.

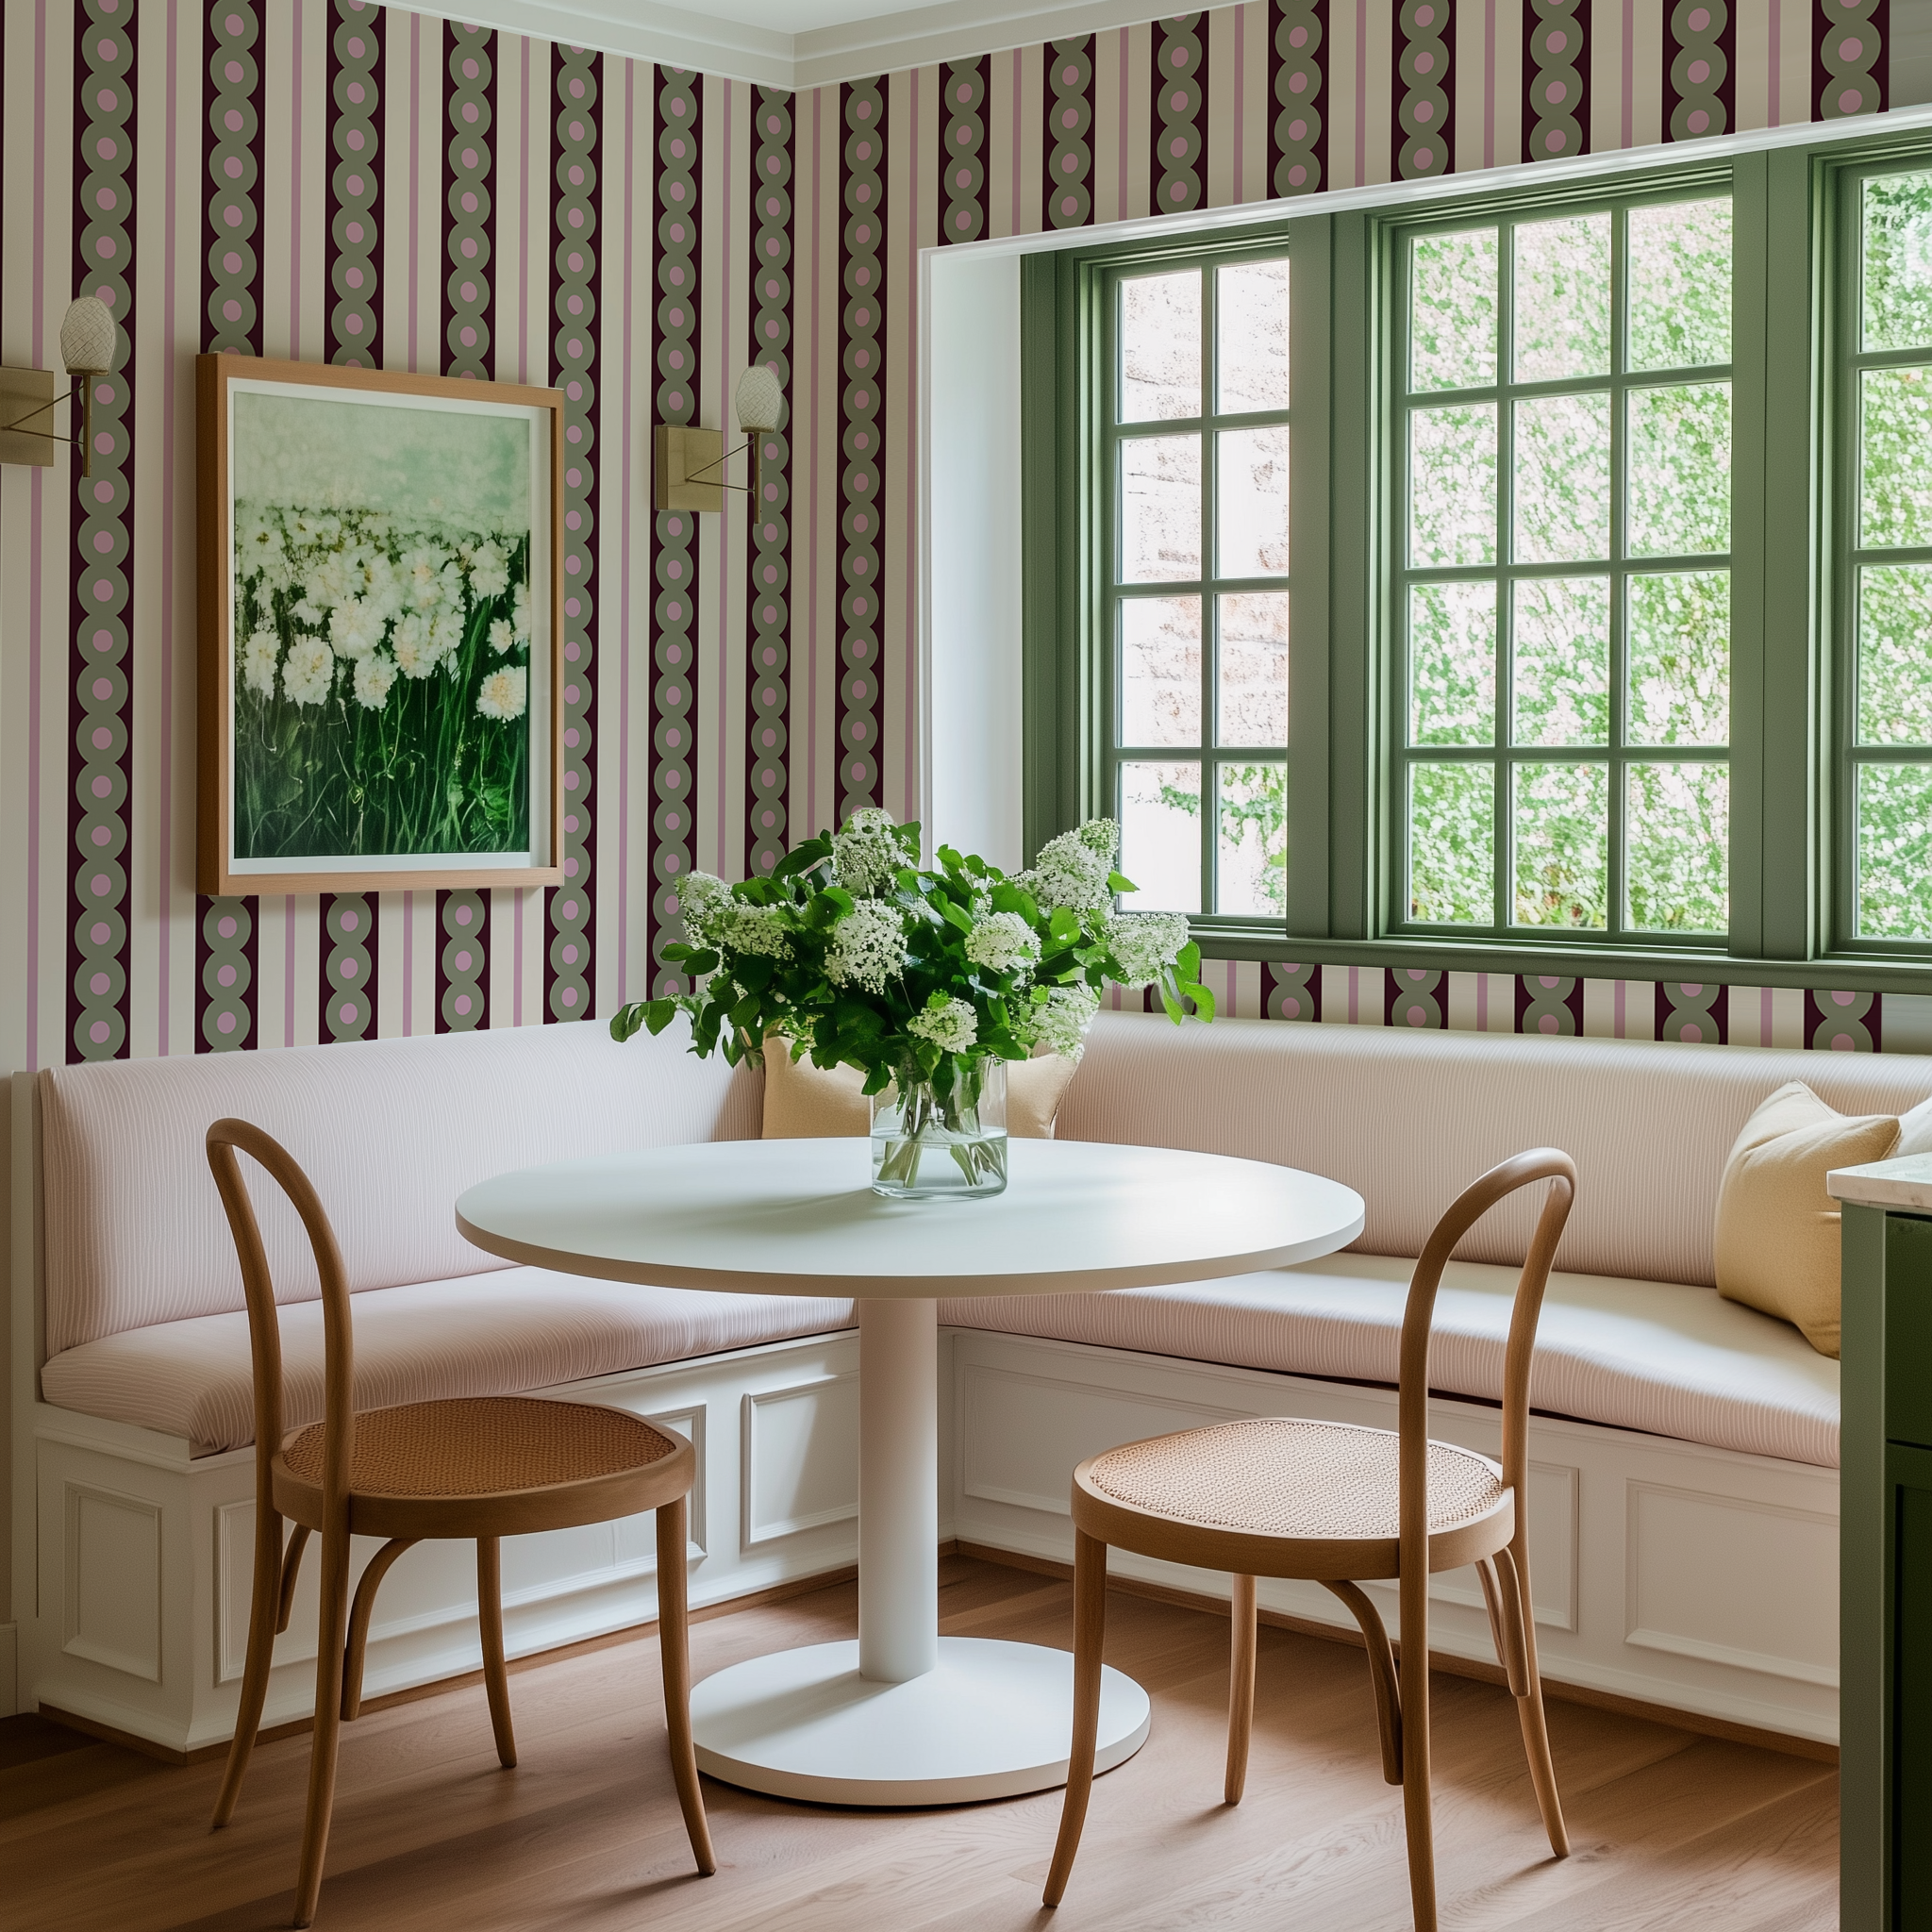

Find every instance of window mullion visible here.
[1495,220,1516,936]
[1199,264,1217,916]
[1609,204,1631,942]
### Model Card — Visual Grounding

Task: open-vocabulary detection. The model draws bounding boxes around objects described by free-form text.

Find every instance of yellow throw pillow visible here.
[759,1041,1077,1141]
[1713,1080,1900,1357]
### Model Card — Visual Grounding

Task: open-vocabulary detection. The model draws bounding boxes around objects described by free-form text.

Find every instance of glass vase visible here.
[870,1058,1008,1200]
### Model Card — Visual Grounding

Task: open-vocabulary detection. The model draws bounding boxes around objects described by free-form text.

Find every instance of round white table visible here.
[456,1137,1364,1807]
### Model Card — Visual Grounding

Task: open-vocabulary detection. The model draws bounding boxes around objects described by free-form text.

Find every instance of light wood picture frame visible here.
[196,355,564,895]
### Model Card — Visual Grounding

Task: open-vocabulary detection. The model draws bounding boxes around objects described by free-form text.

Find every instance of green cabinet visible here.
[1842,1203,1932,1930]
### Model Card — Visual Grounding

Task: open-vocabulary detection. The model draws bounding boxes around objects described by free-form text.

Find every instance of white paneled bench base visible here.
[25,1327,874,1756]
[945,1328,1840,1747]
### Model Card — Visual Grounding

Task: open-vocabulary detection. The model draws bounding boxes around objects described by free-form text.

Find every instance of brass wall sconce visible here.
[653,365,784,513]
[0,297,118,476]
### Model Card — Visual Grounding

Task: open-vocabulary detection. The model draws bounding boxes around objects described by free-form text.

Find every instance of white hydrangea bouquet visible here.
[609,810,1214,1196]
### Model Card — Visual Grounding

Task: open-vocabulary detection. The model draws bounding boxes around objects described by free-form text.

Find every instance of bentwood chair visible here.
[1043,1149,1578,1932]
[204,1119,715,1927]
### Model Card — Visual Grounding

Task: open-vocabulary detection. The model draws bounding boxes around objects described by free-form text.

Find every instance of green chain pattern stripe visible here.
[1264,960,1320,1022]
[440,890,489,1027]
[748,86,794,878]
[838,78,886,820]
[1810,988,1878,1051]
[1519,974,1582,1035]
[70,0,138,1063]
[322,894,374,1040]
[326,0,381,366]
[1272,0,1324,197]
[1387,966,1444,1028]
[1820,0,1885,119]
[1667,0,1728,141]
[941,59,988,244]
[549,48,600,1022]
[650,66,699,995]
[1153,18,1207,216]
[1525,0,1587,160]
[1395,0,1452,180]
[199,0,265,1051]
[444,23,494,380]
[1045,39,1093,230]
[1657,980,1724,1043]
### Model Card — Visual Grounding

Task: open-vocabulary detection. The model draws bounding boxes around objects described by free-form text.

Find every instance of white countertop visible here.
[1827,1152,1932,1211]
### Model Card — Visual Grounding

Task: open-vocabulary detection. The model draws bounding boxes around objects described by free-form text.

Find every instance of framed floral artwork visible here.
[195,356,563,894]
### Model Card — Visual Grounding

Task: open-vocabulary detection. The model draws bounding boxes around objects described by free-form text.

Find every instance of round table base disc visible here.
[689,1636,1151,1807]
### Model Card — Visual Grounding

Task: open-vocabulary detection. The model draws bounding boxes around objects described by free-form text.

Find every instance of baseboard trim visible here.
[38,1559,862,1768]
[953,1541,1840,1767]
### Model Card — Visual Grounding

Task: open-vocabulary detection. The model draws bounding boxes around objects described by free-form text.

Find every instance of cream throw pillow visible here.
[1713,1080,1900,1358]
[760,1042,1076,1141]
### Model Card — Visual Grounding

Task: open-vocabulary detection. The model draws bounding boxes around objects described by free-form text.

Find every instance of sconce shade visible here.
[734,364,783,433]
[60,297,116,375]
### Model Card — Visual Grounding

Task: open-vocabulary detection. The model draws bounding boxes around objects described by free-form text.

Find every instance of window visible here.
[1394,196,1735,943]
[1103,253,1291,917]
[1841,163,1932,947]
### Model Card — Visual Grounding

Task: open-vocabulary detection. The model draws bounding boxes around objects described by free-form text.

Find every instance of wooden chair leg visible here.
[1499,1545,1569,1858]
[1043,1528,1108,1908]
[276,1524,310,1636]
[1322,1579,1403,1787]
[1224,1574,1257,1805]
[292,1518,353,1930]
[211,1501,287,1829]
[476,1538,518,1769]
[1397,1564,1437,1932]
[656,1496,716,1876]
[341,1538,418,1722]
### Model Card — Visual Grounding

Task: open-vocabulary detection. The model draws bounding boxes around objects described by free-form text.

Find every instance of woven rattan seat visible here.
[1045,1152,1579,1932]
[284,1397,676,1499]
[205,1120,713,1927]
[1086,1419,1506,1544]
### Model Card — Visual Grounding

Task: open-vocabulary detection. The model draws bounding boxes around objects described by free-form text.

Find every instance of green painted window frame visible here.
[1020,125,1932,991]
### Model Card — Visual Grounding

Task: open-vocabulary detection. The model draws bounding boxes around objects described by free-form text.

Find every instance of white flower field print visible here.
[228,387,543,864]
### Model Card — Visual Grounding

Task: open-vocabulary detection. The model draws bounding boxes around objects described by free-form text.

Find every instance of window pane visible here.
[1217,425,1290,576]
[1627,383,1730,557]
[1408,762,1494,923]
[1218,592,1289,746]
[1120,434,1201,583]
[1859,563,1932,745]
[1409,582,1496,745]
[1120,597,1201,747]
[1628,571,1729,745]
[1217,763,1287,915]
[1514,392,1611,562]
[1857,763,1932,940]
[1409,403,1497,566]
[1513,214,1611,381]
[1120,272,1201,423]
[1627,198,1731,372]
[1218,259,1290,411]
[1863,171,1932,354]
[1513,762,1607,928]
[1513,576,1609,746]
[1627,763,1728,933]
[1119,760,1201,913]
[1409,228,1499,391]
[1860,366,1932,550]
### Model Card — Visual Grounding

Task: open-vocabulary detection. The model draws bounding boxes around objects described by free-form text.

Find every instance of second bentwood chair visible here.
[1043,1149,1578,1932]
[204,1120,716,1927]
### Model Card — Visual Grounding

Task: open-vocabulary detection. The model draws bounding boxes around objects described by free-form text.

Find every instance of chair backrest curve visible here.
[206,1119,357,1515]
[1397,1149,1577,1576]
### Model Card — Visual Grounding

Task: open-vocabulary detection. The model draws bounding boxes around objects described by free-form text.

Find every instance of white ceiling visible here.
[388,0,1172,89]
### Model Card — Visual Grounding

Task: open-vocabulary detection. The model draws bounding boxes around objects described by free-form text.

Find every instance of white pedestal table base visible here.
[689,1635,1151,1807]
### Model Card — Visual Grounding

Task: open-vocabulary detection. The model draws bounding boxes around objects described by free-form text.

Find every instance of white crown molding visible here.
[381,0,1175,89]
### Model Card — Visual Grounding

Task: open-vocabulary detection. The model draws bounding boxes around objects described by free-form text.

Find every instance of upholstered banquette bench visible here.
[13,1012,1924,1755]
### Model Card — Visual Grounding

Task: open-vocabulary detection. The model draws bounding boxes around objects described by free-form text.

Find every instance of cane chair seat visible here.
[1076,1418,1511,1582]
[275,1395,689,1541]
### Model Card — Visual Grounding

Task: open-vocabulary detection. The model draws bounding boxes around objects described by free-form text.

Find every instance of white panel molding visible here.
[63,1481,162,1682]
[741,1373,861,1548]
[380,0,1180,91]
[1624,1480,1840,1689]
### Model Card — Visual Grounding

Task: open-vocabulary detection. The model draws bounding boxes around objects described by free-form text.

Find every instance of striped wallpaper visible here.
[0,0,1907,1075]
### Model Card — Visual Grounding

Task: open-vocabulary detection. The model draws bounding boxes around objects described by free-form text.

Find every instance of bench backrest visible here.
[39,1019,758,1356]
[1059,1013,1932,1290]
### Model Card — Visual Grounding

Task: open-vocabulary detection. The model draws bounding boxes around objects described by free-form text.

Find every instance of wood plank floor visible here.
[0,1554,1838,1931]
